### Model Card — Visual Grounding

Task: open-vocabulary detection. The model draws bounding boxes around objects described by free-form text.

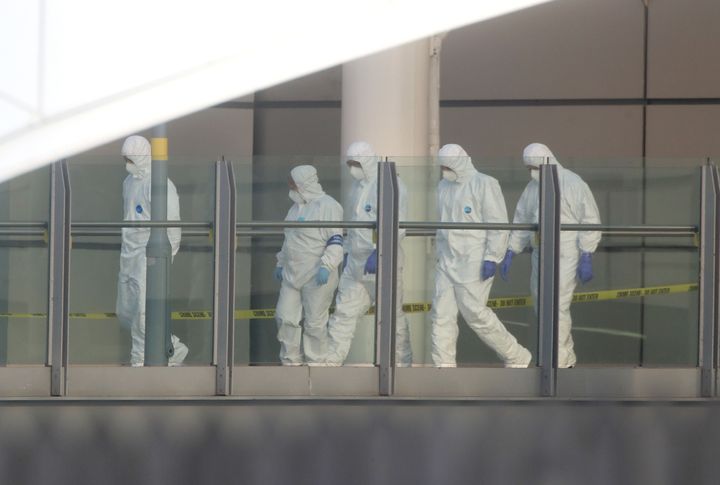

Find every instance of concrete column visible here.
[341,39,434,364]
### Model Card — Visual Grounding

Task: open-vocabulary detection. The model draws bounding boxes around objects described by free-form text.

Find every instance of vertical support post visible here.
[214,159,236,395]
[0,173,8,365]
[712,165,720,397]
[376,160,399,396]
[49,160,70,396]
[145,124,172,366]
[538,162,560,397]
[714,165,720,398]
[699,163,718,397]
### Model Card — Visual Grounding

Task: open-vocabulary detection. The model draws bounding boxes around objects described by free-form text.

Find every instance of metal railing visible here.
[0,159,717,400]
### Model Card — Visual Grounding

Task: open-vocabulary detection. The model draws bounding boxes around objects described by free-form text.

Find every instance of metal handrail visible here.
[0,222,47,228]
[71,230,211,237]
[400,222,535,230]
[235,221,375,229]
[399,221,697,237]
[3,220,695,234]
[561,224,697,234]
[0,225,698,238]
[0,230,46,236]
[236,230,285,237]
[71,221,211,228]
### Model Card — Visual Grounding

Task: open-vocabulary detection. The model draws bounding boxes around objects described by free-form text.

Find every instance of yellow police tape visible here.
[0,283,698,321]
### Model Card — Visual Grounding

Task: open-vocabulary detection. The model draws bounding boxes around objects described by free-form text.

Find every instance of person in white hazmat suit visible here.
[274,165,344,365]
[116,135,188,367]
[500,142,601,368]
[325,141,413,366]
[431,144,532,368]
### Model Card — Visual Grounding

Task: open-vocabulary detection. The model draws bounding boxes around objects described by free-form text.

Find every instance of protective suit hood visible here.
[438,144,476,182]
[522,143,563,169]
[121,136,151,179]
[290,165,325,201]
[346,141,379,181]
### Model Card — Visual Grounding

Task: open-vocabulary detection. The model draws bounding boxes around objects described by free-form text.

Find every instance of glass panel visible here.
[0,166,50,365]
[230,154,702,370]
[396,155,538,368]
[233,155,376,366]
[67,155,215,365]
[560,159,700,367]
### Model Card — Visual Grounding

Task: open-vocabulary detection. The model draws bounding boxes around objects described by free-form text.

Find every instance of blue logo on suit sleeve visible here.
[464,206,472,214]
[297,216,305,221]
[364,204,372,213]
[136,205,143,214]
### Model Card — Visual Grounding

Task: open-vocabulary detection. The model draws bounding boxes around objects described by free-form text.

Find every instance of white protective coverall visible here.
[325,141,413,366]
[275,165,344,365]
[507,143,601,368]
[115,135,187,366]
[432,144,531,367]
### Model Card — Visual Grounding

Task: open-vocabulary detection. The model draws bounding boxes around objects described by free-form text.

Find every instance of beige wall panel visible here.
[253,107,341,156]
[86,107,254,159]
[167,107,254,158]
[440,105,643,159]
[440,0,644,100]
[255,66,342,102]
[646,105,720,159]
[647,0,720,98]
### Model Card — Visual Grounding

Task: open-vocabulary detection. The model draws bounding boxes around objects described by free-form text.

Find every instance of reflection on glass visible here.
[565,161,700,367]
[0,167,50,365]
[68,153,214,365]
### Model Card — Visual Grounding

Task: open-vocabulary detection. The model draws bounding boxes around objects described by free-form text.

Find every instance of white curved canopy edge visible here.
[0,0,552,182]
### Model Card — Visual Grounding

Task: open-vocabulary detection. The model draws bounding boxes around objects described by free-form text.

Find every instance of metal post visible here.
[699,164,717,397]
[538,162,560,397]
[715,165,720,398]
[214,159,236,395]
[49,160,70,396]
[145,124,172,366]
[0,174,8,365]
[376,160,399,396]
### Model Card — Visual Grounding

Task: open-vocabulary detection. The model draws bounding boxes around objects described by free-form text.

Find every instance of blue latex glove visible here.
[577,252,593,284]
[316,267,330,286]
[342,253,348,271]
[273,267,283,282]
[364,249,378,275]
[481,260,497,280]
[499,250,514,281]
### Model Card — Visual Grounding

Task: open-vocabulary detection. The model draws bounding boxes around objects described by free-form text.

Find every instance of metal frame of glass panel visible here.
[0,167,54,396]
[0,160,717,399]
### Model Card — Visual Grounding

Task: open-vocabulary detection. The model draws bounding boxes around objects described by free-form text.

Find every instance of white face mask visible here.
[289,190,305,205]
[530,169,540,182]
[442,169,458,182]
[126,162,140,176]
[350,166,365,181]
